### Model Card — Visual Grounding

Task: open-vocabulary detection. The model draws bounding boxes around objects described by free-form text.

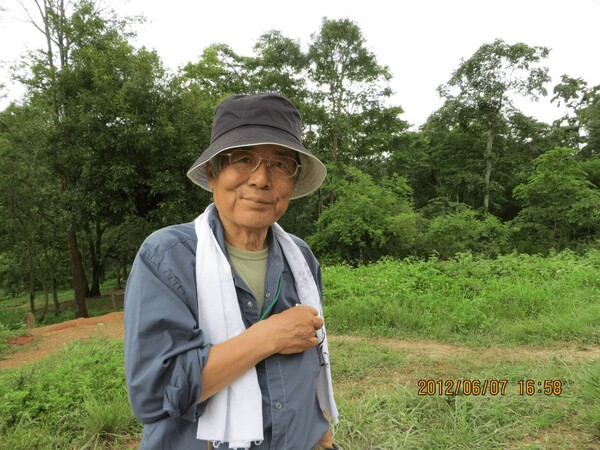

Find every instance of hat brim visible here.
[187,125,326,200]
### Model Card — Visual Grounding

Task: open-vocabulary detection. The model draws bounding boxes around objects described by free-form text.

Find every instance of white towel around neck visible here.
[194,204,338,450]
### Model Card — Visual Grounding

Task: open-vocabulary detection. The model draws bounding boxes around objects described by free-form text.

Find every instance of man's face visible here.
[207,144,297,241]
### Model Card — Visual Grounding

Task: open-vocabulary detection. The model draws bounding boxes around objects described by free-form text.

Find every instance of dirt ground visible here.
[2,311,599,371]
[0,312,125,369]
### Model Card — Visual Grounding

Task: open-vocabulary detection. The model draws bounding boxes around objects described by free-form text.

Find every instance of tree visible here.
[180,43,248,97]
[438,39,550,212]
[12,0,201,313]
[552,75,600,158]
[308,166,419,264]
[421,105,491,209]
[15,0,121,316]
[424,208,508,259]
[246,31,309,102]
[0,102,65,314]
[307,18,399,167]
[512,147,600,252]
[495,113,560,220]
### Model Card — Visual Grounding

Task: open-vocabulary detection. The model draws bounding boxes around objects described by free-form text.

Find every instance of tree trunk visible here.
[29,270,36,314]
[39,278,49,322]
[483,128,494,212]
[52,277,60,312]
[88,221,104,297]
[59,174,88,317]
[68,228,89,317]
[116,262,123,290]
[331,133,338,165]
[318,189,324,231]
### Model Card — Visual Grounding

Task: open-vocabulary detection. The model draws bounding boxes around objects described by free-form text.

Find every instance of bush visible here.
[309,166,419,264]
[423,209,509,258]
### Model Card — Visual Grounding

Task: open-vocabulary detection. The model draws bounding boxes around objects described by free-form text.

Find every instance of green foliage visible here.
[306,17,402,167]
[439,39,550,121]
[322,251,600,345]
[424,208,509,258]
[0,338,139,449]
[2,4,599,303]
[309,166,419,264]
[552,75,600,156]
[435,38,551,213]
[582,154,600,189]
[574,360,600,438]
[512,147,600,253]
[247,31,309,100]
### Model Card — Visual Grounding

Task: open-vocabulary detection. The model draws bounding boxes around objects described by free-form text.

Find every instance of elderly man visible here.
[124,93,338,450]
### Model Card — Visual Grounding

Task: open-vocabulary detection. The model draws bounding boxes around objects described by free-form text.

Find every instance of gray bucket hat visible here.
[187,93,327,200]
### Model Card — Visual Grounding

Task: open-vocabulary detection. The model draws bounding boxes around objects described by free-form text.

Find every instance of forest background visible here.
[0,0,598,318]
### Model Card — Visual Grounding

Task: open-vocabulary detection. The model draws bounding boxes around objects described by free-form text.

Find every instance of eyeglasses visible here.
[221,149,301,178]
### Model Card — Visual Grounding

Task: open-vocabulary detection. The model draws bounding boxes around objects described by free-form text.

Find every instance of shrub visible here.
[424,209,508,258]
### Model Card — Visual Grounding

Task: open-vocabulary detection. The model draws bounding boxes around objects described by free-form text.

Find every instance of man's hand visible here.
[316,428,334,449]
[200,305,323,401]
[261,305,323,354]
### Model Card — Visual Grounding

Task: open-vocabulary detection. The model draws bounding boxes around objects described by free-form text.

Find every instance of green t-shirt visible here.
[225,243,269,313]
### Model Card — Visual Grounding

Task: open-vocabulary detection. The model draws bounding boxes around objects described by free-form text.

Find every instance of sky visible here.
[1,0,599,129]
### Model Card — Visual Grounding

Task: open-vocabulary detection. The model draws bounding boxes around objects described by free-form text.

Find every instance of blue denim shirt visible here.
[124,208,329,449]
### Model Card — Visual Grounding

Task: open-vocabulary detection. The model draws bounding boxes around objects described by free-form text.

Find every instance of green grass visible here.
[322,250,600,345]
[0,252,598,448]
[0,338,139,450]
[0,322,26,355]
[0,337,598,449]
[329,338,599,449]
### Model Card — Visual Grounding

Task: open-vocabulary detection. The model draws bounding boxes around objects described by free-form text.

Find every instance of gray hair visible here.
[209,154,223,177]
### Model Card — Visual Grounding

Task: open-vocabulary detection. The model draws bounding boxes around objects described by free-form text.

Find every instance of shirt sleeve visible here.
[124,230,212,424]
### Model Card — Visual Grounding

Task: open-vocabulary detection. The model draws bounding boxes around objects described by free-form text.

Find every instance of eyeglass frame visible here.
[219,149,302,179]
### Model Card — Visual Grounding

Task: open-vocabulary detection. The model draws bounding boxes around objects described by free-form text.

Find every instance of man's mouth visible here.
[242,197,274,205]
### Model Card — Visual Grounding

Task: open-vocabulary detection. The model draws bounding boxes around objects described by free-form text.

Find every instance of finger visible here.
[319,429,334,447]
[313,316,324,329]
[295,305,318,315]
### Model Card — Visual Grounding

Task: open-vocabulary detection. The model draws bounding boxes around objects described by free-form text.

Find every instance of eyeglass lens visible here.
[228,149,299,178]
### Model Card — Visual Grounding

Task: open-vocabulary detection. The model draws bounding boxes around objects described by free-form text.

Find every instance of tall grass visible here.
[576,359,600,438]
[1,337,597,449]
[0,252,598,447]
[323,250,600,345]
[0,339,140,449]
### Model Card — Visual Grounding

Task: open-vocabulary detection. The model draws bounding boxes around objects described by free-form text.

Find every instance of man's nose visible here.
[248,158,272,186]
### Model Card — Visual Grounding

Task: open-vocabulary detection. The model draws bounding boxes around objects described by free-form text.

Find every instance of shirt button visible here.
[275,402,282,409]
[266,292,271,298]
[247,301,253,308]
